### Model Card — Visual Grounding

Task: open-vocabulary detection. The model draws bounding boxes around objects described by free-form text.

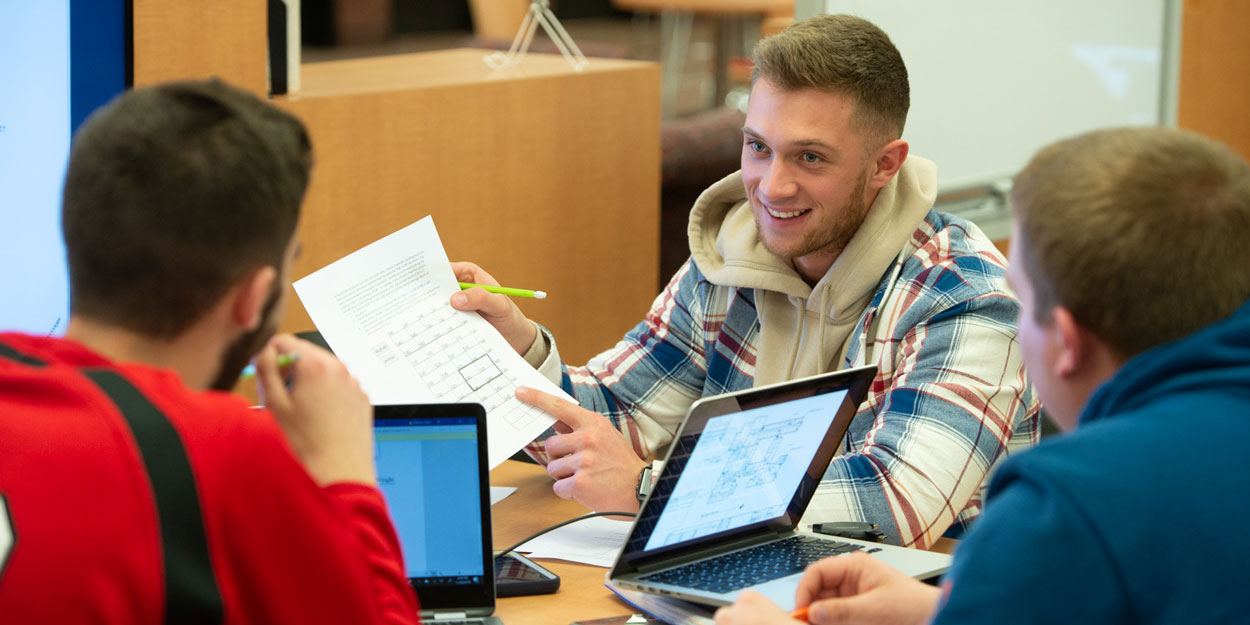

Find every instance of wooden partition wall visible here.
[1178,0,1250,160]
[132,0,660,365]
[130,0,1248,360]
[278,51,661,364]
[132,2,266,93]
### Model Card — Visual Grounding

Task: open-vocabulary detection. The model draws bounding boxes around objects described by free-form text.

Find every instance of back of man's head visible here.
[751,13,910,149]
[1012,127,1250,360]
[62,80,311,339]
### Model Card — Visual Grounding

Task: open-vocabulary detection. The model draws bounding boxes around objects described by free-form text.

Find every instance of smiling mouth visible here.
[766,207,810,219]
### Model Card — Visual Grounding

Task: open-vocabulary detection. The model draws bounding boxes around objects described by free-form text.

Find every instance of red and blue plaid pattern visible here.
[527,209,1040,549]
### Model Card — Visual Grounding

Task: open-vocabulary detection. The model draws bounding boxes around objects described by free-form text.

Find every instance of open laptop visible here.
[607,366,952,611]
[373,403,503,625]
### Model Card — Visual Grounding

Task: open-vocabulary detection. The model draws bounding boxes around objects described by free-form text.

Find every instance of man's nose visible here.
[757,159,798,201]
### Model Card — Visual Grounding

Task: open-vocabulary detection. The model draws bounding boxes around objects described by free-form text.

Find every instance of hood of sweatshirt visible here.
[688,155,938,385]
[1080,297,1250,426]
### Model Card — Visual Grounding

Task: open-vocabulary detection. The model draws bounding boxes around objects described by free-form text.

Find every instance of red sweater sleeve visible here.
[186,401,422,625]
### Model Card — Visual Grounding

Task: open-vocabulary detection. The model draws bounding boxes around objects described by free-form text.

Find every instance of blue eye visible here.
[747,140,767,153]
[802,152,821,163]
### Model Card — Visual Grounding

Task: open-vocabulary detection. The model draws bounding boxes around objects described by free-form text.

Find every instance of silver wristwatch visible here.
[635,464,655,502]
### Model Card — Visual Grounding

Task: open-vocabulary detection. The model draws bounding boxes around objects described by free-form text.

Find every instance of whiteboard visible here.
[797,0,1177,192]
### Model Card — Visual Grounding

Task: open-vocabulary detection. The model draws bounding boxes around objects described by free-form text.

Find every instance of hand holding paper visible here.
[448,261,542,356]
[293,217,568,467]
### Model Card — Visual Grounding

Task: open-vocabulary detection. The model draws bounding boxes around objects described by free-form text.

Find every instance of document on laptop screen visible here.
[643,390,849,551]
[294,216,564,467]
[376,417,484,579]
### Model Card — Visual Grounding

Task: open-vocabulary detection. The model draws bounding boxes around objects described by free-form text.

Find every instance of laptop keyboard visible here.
[639,535,864,594]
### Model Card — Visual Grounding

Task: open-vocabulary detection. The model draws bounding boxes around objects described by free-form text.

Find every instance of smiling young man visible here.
[452,14,1038,548]
[711,126,1250,625]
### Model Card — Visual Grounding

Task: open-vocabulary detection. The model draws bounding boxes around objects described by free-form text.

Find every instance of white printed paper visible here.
[490,486,517,505]
[293,216,562,468]
[517,516,632,567]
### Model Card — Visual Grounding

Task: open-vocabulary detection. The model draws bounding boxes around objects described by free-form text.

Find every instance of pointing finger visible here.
[516,387,590,430]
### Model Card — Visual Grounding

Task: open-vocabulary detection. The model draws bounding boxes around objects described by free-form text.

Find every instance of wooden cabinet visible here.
[131,1,660,364]
[1178,0,1250,160]
[278,51,660,363]
[132,1,266,94]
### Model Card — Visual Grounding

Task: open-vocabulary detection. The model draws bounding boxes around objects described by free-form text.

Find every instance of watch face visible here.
[636,466,654,502]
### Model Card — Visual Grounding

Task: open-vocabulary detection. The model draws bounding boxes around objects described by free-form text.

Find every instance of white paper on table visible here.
[490,486,517,505]
[517,516,633,567]
[292,216,563,468]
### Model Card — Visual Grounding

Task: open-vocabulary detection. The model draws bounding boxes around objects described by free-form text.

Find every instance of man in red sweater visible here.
[0,80,419,624]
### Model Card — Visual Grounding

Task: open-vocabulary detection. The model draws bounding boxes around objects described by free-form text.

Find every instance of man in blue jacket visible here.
[712,126,1250,624]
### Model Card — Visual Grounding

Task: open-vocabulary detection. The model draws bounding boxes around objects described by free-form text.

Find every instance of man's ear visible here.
[231,266,278,331]
[869,139,909,190]
[1051,306,1092,378]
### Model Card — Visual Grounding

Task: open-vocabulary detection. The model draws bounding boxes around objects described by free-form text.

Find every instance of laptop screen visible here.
[373,403,494,612]
[642,390,848,551]
[614,366,876,571]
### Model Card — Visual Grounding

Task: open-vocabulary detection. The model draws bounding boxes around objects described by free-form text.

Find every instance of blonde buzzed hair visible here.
[1012,127,1250,360]
[751,13,909,148]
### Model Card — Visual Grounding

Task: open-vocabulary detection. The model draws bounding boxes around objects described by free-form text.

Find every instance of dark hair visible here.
[1012,127,1250,359]
[62,79,311,338]
[751,13,910,148]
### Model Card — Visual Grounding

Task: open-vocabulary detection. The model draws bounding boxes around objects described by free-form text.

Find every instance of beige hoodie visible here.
[688,155,938,386]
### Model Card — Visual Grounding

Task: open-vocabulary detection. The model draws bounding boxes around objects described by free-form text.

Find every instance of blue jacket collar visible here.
[1080,298,1250,426]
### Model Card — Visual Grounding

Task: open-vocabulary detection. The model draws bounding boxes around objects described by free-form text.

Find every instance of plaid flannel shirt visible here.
[526,208,1039,548]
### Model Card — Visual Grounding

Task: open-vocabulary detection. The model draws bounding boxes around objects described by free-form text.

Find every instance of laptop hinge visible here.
[428,613,469,620]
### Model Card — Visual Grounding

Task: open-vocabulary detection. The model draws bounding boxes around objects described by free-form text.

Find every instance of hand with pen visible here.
[448,261,649,514]
[713,553,939,625]
[254,333,376,487]
[447,261,540,356]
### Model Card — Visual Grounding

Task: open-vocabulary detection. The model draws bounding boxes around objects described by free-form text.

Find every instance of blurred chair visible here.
[467,0,530,41]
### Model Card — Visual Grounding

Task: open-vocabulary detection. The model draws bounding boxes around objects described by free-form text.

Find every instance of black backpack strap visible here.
[0,341,223,623]
[80,370,223,625]
[0,341,47,367]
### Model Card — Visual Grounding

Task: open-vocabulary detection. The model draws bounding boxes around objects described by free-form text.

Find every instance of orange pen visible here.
[790,606,810,623]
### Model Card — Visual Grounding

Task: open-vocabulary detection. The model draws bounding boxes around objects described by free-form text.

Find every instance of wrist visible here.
[519,320,547,364]
[511,317,540,355]
[303,452,377,487]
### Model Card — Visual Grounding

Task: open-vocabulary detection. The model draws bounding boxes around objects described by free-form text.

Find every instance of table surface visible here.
[289,48,655,100]
[612,0,792,16]
[491,460,635,625]
[488,460,956,625]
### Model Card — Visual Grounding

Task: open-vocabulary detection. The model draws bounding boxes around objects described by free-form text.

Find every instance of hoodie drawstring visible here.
[859,250,910,366]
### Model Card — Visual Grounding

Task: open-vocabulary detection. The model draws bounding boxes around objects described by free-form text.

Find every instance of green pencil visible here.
[239,352,299,379]
[458,281,547,299]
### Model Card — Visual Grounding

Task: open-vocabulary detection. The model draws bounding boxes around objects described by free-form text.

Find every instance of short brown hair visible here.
[62,80,311,338]
[1012,127,1250,359]
[751,13,909,147]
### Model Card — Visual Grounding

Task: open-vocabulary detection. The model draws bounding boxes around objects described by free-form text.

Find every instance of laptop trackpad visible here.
[741,573,802,612]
